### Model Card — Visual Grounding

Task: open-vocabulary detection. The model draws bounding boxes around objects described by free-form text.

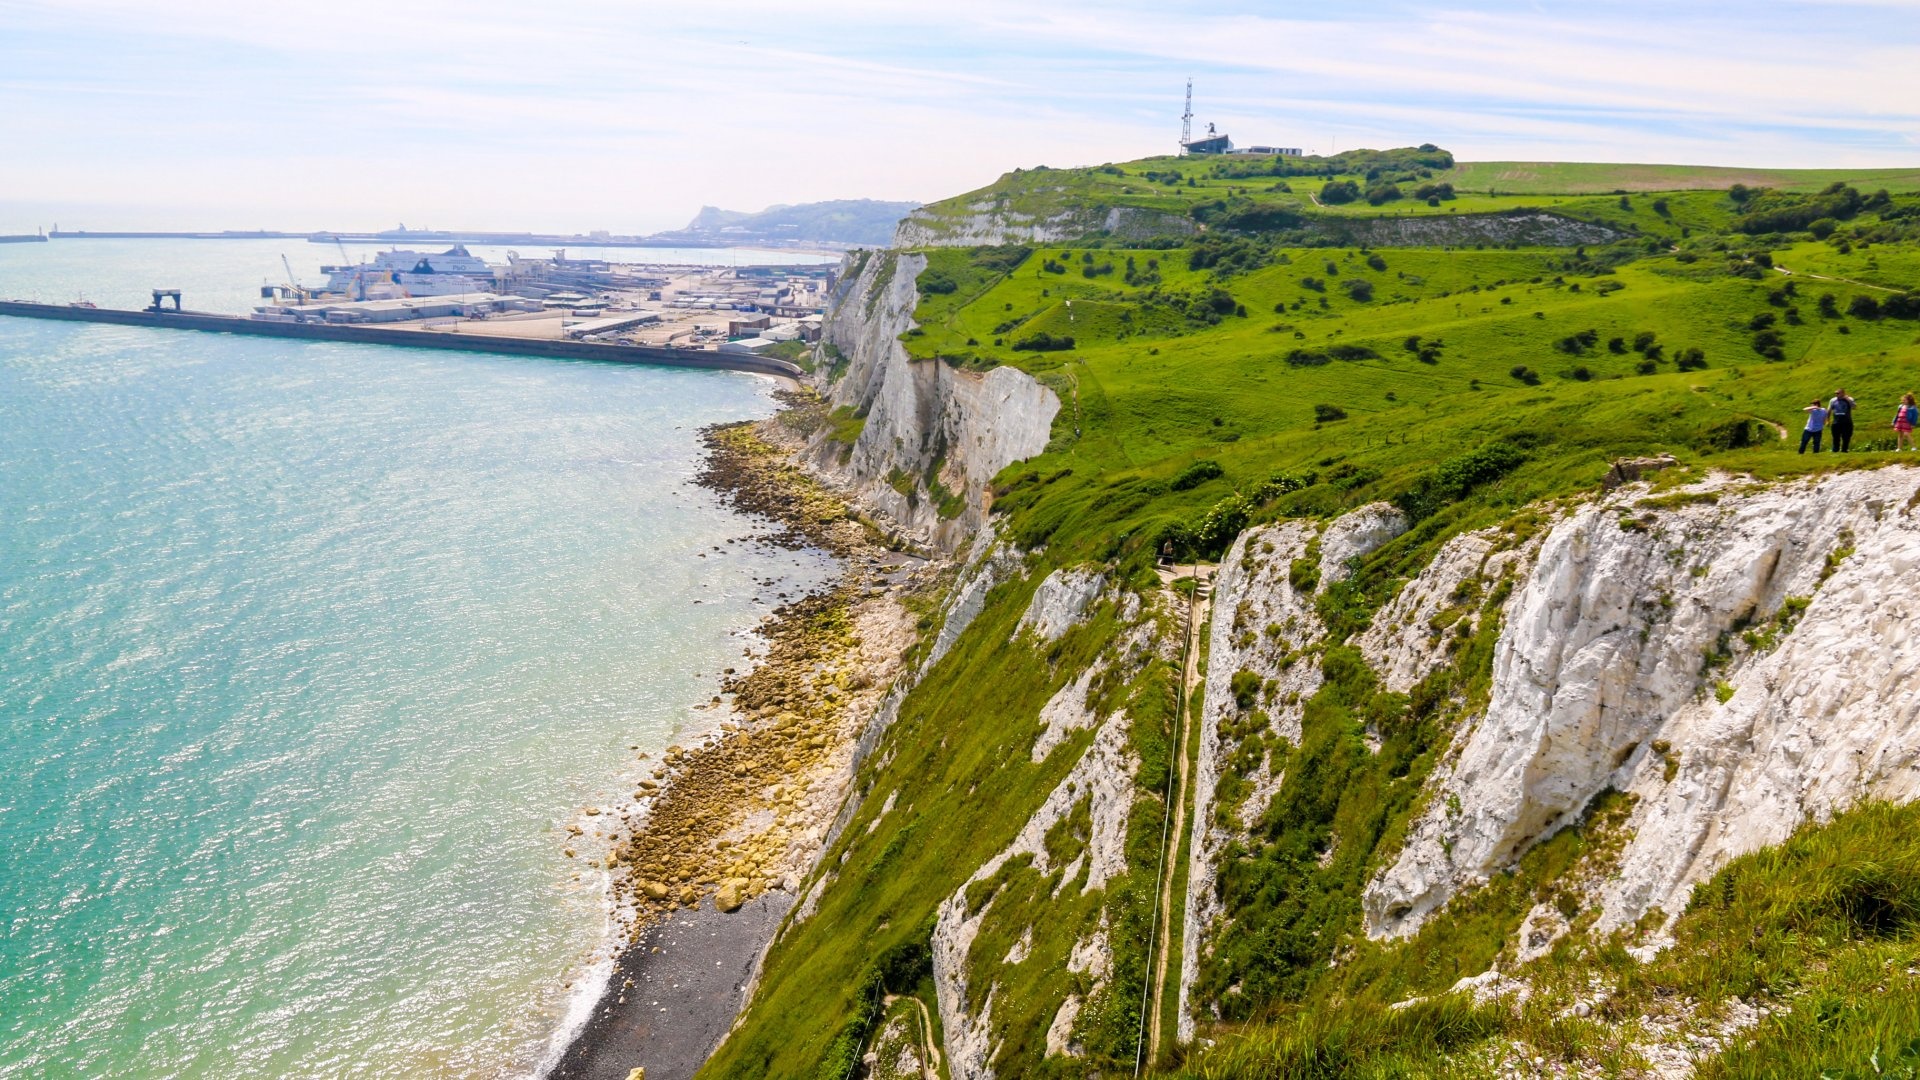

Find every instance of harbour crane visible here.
[279,254,312,304]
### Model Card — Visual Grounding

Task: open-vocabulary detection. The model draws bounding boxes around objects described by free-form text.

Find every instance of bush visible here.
[1509,365,1541,385]
[968,244,1032,272]
[1299,276,1326,293]
[1171,459,1225,491]
[918,271,958,295]
[1808,217,1839,240]
[1342,279,1375,302]
[1010,331,1075,352]
[1394,442,1529,521]
[1231,670,1262,709]
[1848,294,1882,320]
[1365,182,1403,206]
[1554,329,1600,355]
[1320,180,1361,205]
[1314,404,1348,423]
[1676,347,1708,371]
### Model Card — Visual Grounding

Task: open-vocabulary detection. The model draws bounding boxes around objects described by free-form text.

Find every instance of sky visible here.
[2,0,1917,234]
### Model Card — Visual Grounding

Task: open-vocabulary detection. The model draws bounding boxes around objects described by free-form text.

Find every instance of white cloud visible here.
[0,1,1913,233]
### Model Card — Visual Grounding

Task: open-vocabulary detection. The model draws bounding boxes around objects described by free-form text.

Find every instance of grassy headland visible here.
[702,147,1920,1079]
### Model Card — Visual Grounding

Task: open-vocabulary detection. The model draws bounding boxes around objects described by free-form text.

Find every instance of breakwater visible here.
[0,300,803,378]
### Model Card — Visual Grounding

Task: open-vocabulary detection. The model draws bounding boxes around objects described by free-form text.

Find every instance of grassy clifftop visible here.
[705,153,1920,1078]
[900,144,1920,248]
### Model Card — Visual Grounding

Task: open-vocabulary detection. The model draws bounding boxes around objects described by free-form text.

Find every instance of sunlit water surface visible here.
[0,240,832,1077]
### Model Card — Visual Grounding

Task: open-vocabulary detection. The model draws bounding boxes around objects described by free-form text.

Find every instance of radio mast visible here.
[1180,78,1193,153]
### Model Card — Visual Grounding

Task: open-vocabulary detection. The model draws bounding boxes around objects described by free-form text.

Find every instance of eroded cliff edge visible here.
[802,250,1059,554]
[708,241,1920,1078]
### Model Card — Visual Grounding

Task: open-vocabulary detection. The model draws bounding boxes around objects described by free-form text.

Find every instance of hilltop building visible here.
[1181,122,1233,155]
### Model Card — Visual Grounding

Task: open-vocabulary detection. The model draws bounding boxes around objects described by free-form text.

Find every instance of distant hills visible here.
[651,199,921,248]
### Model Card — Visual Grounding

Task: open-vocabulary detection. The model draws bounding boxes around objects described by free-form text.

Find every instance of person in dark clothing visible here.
[1800,399,1828,454]
[1828,388,1856,452]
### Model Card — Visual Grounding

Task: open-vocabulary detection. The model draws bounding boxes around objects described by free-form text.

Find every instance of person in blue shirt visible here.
[1828,388,1856,452]
[1800,399,1828,454]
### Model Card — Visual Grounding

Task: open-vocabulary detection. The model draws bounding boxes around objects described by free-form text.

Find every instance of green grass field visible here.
[706,153,1920,1079]
[1445,160,1920,195]
[900,234,1920,572]
[902,147,1920,246]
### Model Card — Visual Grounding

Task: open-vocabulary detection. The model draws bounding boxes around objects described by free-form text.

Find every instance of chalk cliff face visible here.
[892,202,1196,249]
[1171,468,1920,1015]
[1366,468,1920,942]
[812,251,1060,553]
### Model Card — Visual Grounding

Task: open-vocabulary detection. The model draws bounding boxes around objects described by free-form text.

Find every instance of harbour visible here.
[0,299,807,378]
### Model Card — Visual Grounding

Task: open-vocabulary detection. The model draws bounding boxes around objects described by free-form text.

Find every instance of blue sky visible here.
[2,0,1916,233]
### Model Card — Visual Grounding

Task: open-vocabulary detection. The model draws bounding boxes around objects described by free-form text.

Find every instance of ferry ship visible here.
[321,245,498,299]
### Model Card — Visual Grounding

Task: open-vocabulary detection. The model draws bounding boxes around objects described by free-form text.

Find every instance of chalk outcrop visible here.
[933,715,1137,1080]
[892,201,1195,249]
[1178,519,1326,1042]
[813,251,1060,553]
[1019,567,1106,642]
[1365,468,1920,939]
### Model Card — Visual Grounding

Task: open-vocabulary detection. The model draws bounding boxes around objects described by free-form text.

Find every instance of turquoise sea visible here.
[0,241,835,1076]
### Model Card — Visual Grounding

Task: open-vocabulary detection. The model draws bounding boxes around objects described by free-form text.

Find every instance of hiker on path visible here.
[1828,388,1856,452]
[1800,399,1828,454]
[1897,394,1919,451]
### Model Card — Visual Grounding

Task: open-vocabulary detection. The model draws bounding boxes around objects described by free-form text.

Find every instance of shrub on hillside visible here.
[1314,404,1349,423]
[1320,180,1361,205]
[1510,365,1542,385]
[1011,331,1075,351]
[969,245,1032,272]
[1734,183,1863,235]
[1394,442,1529,521]
[1170,459,1224,491]
[1365,182,1404,206]
[1343,279,1375,302]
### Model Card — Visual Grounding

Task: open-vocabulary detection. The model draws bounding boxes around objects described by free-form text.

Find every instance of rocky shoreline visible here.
[550,398,931,1079]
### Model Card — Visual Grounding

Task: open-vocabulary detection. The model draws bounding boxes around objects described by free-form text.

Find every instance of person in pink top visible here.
[1896,393,1919,451]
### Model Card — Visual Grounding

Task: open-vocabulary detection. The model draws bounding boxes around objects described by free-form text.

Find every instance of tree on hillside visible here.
[1320,180,1361,205]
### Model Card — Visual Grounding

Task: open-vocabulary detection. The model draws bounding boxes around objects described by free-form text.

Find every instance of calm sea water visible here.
[0,241,834,1077]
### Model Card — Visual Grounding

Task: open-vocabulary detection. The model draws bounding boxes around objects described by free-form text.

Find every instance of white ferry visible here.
[321,245,498,299]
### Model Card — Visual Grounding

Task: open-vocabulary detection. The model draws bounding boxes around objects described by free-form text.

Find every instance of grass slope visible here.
[1446,160,1920,195]
[902,145,1920,246]
[709,157,1920,1078]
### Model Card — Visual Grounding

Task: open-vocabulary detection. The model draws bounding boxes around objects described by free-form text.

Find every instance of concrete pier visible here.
[0,301,805,379]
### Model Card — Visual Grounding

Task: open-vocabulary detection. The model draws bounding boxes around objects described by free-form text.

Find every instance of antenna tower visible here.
[1181,78,1193,152]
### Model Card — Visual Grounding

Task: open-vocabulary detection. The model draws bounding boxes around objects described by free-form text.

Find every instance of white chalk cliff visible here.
[1367,467,1920,941]
[812,251,1060,553]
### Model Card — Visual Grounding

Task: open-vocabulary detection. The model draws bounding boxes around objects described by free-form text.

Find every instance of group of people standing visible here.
[1799,388,1920,453]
